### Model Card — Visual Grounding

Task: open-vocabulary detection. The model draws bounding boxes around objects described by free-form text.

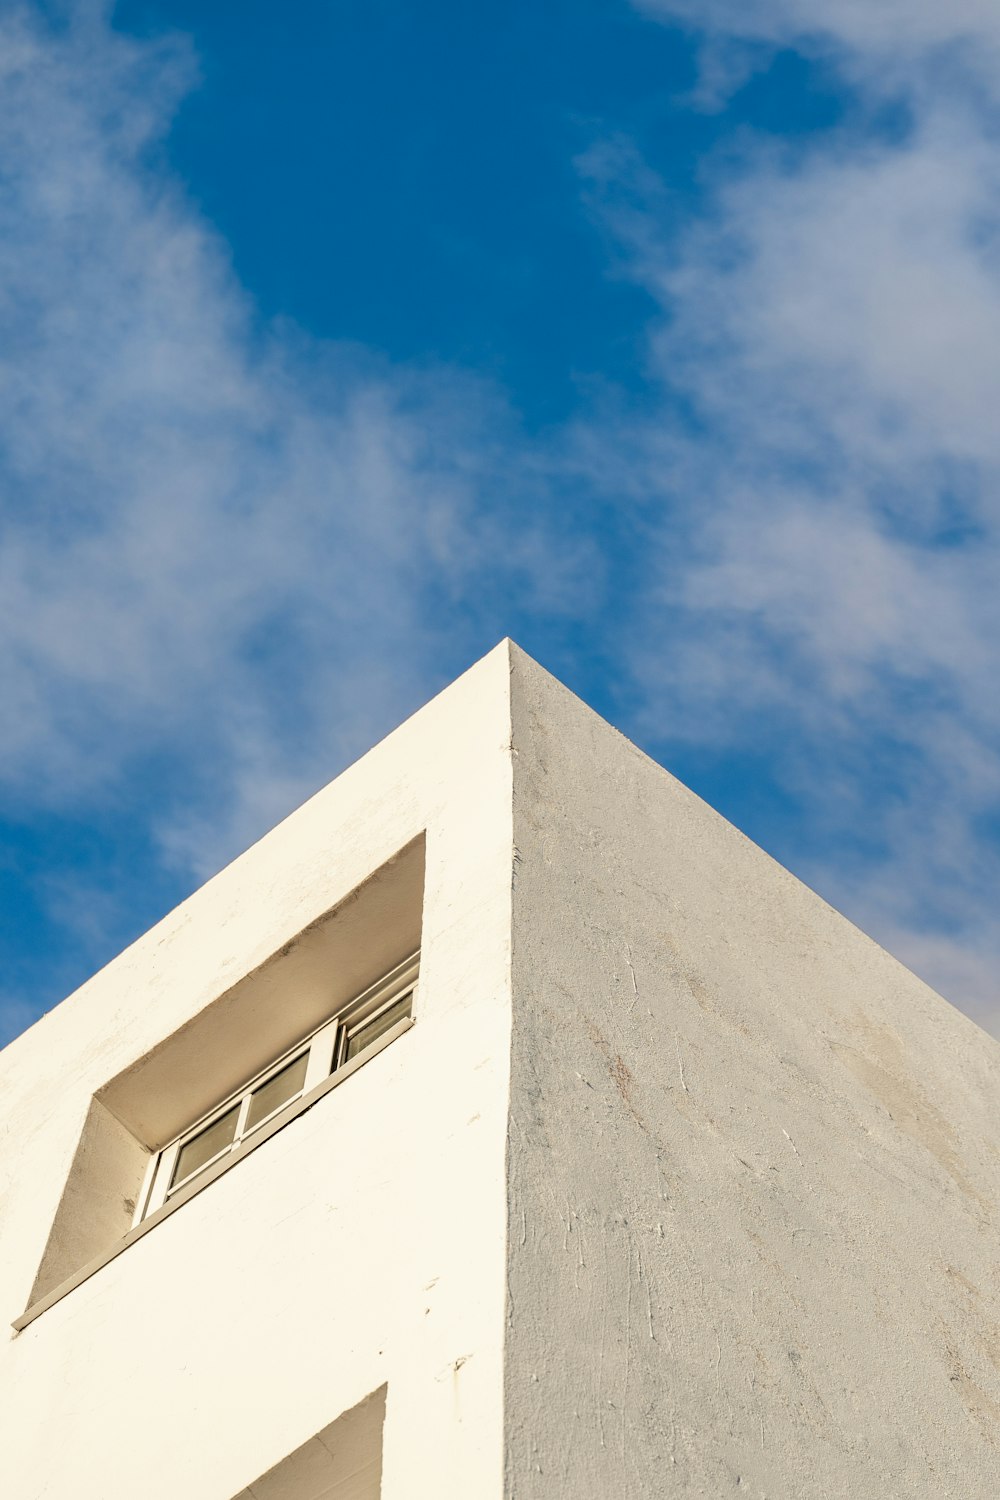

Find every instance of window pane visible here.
[345,993,412,1062]
[172,1103,241,1189]
[245,1052,309,1132]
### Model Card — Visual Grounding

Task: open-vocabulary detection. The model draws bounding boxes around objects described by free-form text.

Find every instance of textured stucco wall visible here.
[0,644,515,1500]
[506,646,1000,1498]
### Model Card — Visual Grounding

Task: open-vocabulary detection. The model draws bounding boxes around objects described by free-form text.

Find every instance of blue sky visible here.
[2,0,999,1046]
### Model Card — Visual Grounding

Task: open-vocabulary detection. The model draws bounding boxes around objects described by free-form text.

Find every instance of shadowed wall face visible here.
[231,1386,386,1500]
[506,648,1000,1499]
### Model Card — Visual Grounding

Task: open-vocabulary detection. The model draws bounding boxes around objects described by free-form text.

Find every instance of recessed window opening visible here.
[18,836,424,1332]
[135,953,418,1224]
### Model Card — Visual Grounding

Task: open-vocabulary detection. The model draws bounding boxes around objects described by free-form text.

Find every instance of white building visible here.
[2,641,1000,1498]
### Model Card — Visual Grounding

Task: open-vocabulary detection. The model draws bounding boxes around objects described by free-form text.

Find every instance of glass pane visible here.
[345,993,412,1062]
[171,1103,241,1189]
[245,1052,309,1132]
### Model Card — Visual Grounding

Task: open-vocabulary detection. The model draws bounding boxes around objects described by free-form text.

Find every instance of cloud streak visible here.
[0,6,568,852]
[588,5,1000,1025]
[635,0,1000,100]
[0,3,582,1042]
[2,1,998,1044]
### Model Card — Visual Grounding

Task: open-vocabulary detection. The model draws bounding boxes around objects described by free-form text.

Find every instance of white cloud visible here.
[585,20,1000,1029]
[639,0,1000,50]
[635,0,1000,98]
[3,0,998,1047]
[0,5,575,877]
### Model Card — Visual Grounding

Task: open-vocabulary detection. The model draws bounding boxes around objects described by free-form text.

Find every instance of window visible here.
[16,838,424,1333]
[133,953,418,1224]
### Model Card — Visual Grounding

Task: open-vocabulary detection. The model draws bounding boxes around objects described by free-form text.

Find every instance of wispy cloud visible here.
[582,6,1000,1026]
[0,5,582,881]
[3,1,998,1047]
[635,0,1000,100]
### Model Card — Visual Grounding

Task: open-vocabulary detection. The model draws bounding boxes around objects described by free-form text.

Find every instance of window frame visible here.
[133,953,419,1226]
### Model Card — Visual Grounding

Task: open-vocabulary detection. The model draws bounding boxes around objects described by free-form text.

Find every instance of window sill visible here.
[12,1015,414,1334]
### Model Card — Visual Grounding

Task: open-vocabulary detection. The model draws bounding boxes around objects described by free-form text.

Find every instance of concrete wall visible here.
[0,644,516,1500]
[506,646,1000,1498]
